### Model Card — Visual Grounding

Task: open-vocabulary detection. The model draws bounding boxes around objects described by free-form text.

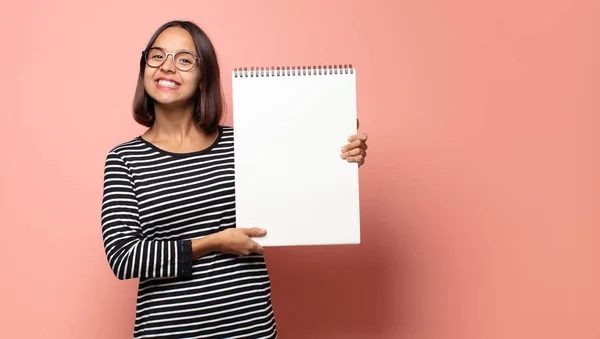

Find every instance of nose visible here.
[160,54,176,73]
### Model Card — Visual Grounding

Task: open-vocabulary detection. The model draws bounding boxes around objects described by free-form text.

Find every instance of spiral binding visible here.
[233,64,354,78]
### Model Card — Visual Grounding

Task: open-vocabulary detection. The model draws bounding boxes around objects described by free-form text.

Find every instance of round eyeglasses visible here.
[143,47,199,72]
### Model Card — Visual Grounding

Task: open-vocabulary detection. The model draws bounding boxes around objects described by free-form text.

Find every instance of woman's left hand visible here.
[341,133,368,167]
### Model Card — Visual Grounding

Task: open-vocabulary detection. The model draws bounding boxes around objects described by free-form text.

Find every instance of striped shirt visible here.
[101,126,278,339]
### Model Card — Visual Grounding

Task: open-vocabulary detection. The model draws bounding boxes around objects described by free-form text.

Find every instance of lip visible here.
[154,77,181,90]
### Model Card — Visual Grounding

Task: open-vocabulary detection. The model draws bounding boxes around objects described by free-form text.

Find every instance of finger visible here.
[242,227,267,237]
[253,242,265,255]
[341,148,365,159]
[357,139,368,150]
[342,139,367,153]
[341,139,360,152]
[346,154,365,165]
[347,133,368,143]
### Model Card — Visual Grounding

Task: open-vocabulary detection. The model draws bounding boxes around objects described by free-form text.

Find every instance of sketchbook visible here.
[231,64,360,246]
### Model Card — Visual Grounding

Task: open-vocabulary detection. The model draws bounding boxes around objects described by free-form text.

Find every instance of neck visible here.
[149,102,201,141]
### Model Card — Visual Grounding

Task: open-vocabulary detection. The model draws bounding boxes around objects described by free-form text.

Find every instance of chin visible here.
[155,95,178,105]
[154,96,196,110]
[146,87,196,108]
[148,90,178,104]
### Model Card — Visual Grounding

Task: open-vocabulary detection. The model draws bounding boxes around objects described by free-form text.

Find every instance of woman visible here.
[101,20,368,339]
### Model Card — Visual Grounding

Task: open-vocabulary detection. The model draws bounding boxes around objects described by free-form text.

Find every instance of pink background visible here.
[1,0,599,338]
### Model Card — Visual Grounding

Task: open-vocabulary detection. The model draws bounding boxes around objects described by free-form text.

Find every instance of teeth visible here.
[158,80,178,88]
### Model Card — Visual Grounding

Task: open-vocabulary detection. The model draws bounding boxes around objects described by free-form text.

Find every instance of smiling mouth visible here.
[156,79,180,88]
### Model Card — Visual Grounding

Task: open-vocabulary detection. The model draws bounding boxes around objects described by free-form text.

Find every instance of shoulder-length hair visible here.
[132,20,223,133]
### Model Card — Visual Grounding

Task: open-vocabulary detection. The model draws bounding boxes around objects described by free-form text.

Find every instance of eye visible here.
[176,52,196,65]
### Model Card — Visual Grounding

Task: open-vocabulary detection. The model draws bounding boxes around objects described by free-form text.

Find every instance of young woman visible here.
[101,20,368,339]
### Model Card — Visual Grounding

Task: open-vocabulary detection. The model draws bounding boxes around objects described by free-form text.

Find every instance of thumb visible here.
[242,227,267,237]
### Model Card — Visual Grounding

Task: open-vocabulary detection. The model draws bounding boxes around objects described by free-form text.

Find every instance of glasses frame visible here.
[143,47,200,72]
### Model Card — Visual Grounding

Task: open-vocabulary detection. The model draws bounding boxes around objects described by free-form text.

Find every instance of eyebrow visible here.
[152,46,197,55]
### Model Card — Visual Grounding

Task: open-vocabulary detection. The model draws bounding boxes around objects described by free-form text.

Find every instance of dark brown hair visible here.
[132,20,223,133]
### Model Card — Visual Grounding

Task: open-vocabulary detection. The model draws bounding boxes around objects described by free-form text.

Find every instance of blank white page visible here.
[232,66,360,246]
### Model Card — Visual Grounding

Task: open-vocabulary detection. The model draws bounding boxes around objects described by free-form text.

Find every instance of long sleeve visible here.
[100,151,193,280]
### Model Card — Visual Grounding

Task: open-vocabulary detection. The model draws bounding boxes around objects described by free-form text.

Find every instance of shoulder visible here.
[219,125,235,141]
[220,124,234,134]
[104,136,146,163]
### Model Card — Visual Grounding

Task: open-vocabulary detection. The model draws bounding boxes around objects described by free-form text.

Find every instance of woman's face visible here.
[143,27,201,109]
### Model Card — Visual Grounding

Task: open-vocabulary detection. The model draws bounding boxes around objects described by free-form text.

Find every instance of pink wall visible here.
[1,0,599,338]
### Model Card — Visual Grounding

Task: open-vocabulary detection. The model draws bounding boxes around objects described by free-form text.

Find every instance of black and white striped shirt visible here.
[101,126,277,339]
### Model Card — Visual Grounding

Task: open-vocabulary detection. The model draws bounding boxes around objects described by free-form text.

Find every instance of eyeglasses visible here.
[143,47,199,72]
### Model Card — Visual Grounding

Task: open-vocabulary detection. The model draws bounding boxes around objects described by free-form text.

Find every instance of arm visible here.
[101,152,199,280]
[101,152,266,280]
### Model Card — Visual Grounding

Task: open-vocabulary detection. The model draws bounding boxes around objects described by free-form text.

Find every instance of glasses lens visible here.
[146,48,166,67]
[174,52,196,71]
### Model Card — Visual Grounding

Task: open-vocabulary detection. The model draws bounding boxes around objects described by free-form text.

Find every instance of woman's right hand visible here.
[212,227,267,256]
